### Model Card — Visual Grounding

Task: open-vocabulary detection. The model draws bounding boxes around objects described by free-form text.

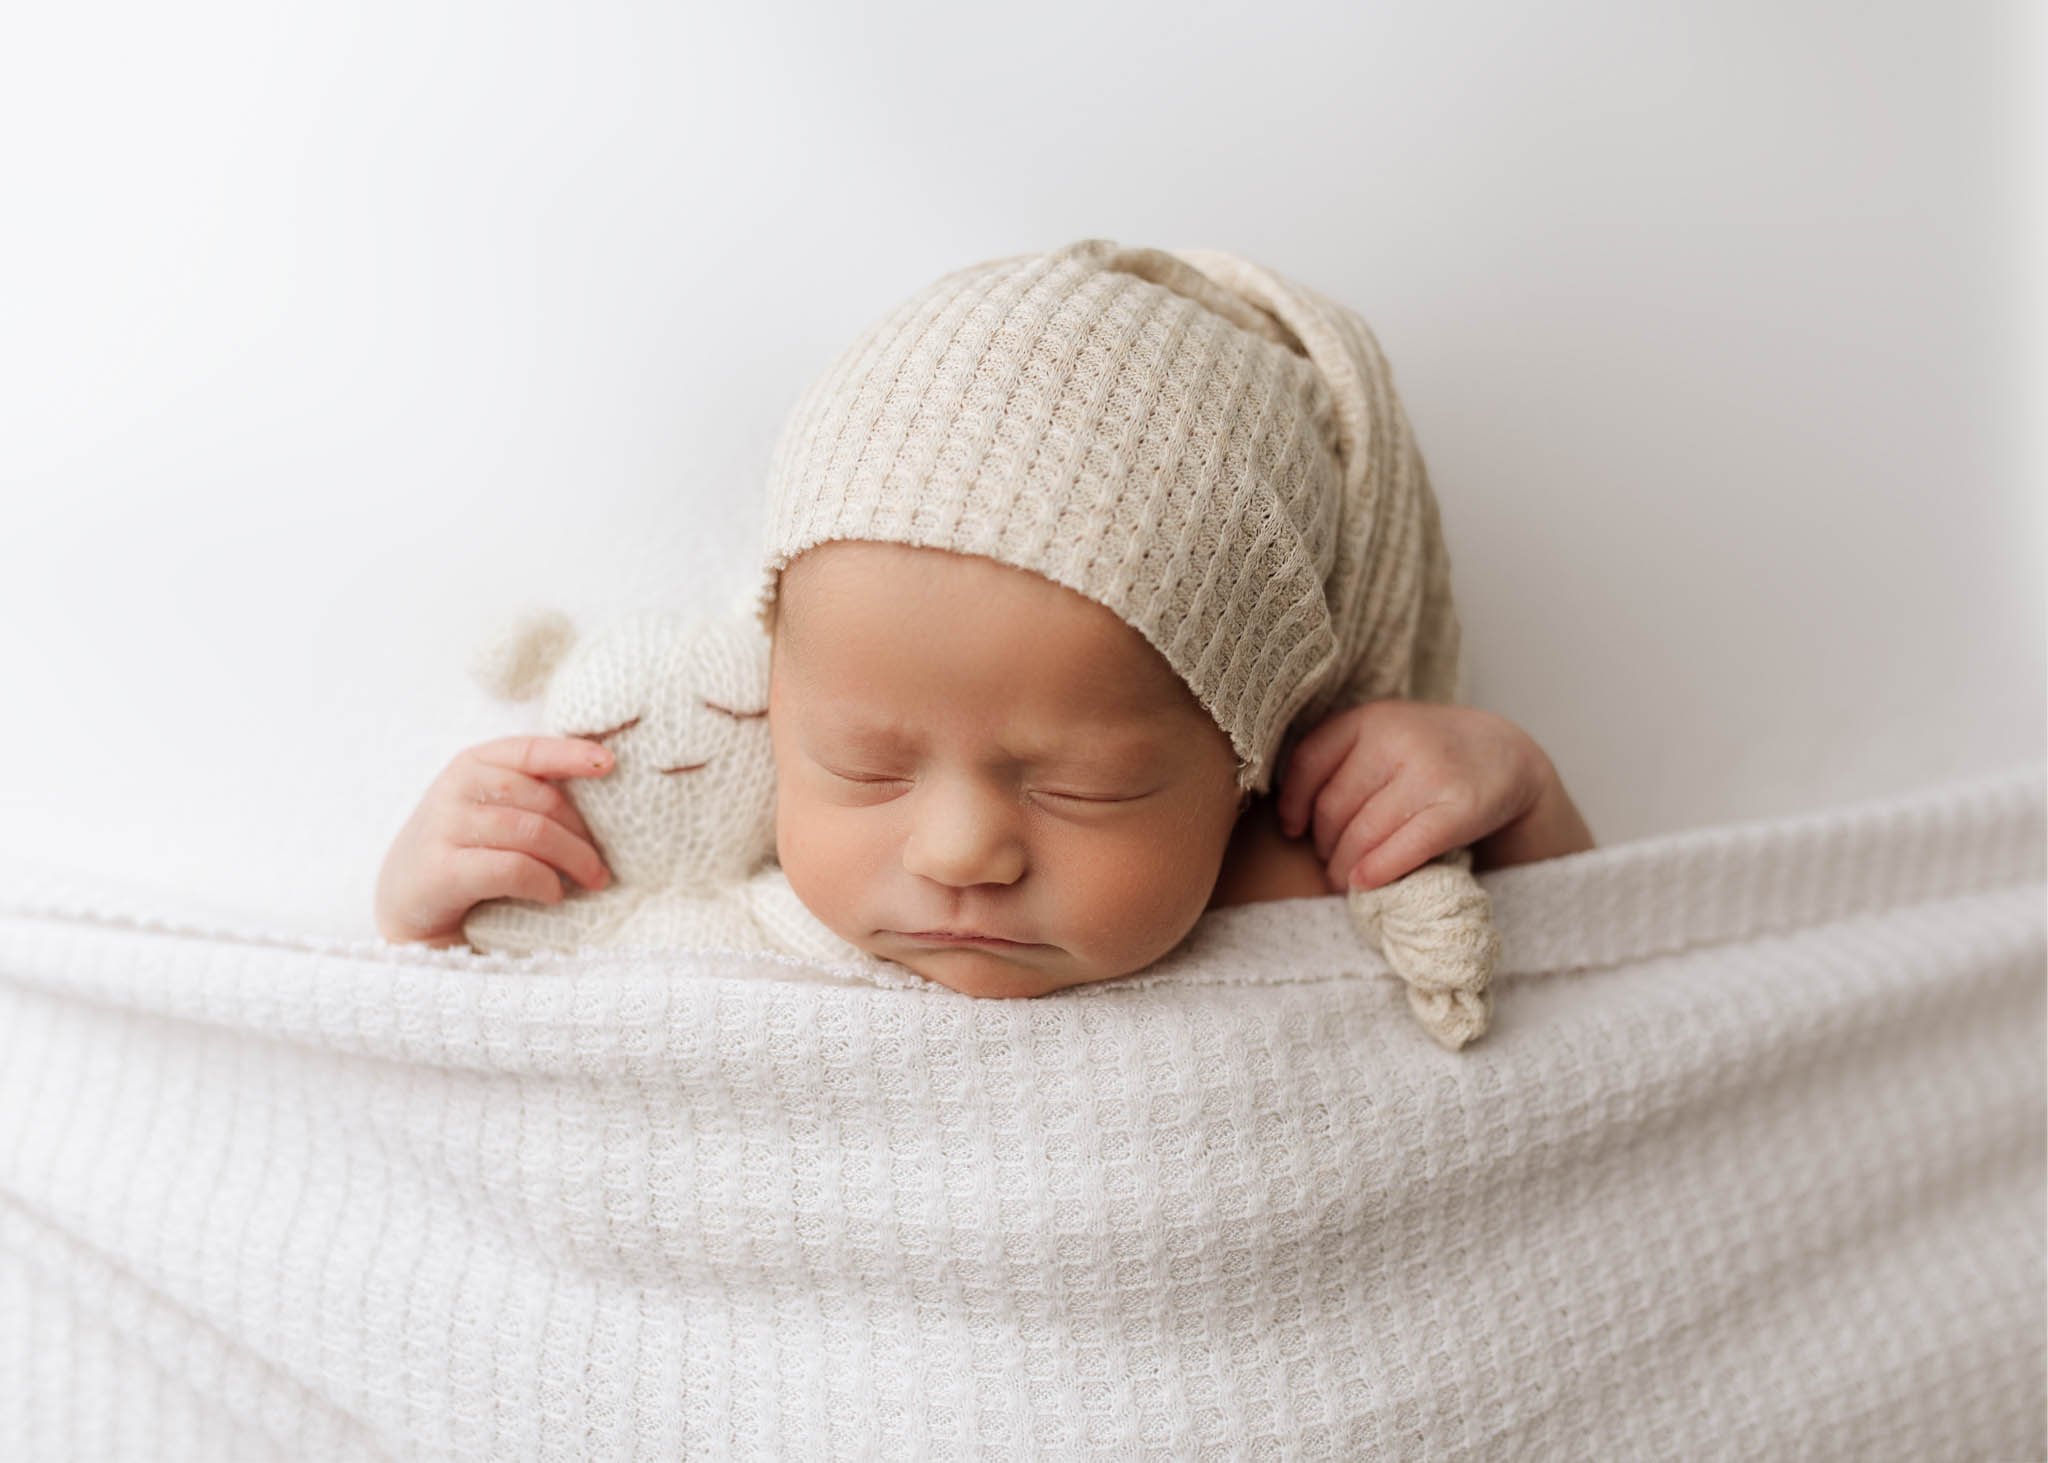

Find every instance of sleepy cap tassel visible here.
[1347,847,1499,1050]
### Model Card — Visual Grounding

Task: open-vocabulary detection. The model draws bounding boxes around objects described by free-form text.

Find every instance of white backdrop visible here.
[0,0,2039,939]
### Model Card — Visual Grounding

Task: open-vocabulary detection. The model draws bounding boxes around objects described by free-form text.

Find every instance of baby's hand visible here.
[373,736,617,948]
[1274,701,1545,893]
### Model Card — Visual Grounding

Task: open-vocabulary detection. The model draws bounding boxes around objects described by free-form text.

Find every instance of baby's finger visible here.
[452,846,570,908]
[548,786,600,853]
[461,802,612,892]
[1304,745,1401,864]
[1324,783,1423,893]
[1275,716,1359,839]
[1346,803,1464,893]
[466,735,615,783]
[461,759,603,851]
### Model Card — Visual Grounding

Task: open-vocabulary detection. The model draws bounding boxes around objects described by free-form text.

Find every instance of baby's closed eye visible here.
[1034,786,1153,804]
[820,764,1151,805]
[823,767,907,787]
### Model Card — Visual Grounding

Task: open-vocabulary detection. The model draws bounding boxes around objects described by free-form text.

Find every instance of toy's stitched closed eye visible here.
[654,699,766,773]
[565,701,766,777]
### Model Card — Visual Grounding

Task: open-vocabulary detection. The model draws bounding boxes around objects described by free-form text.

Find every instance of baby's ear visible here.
[470,609,577,702]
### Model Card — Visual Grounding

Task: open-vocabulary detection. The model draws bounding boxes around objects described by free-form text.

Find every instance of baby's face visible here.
[769,540,1245,997]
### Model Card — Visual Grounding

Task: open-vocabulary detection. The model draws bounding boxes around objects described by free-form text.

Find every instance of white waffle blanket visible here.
[2,768,2043,1461]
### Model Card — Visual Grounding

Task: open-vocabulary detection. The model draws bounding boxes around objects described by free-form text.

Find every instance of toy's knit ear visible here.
[470,609,577,702]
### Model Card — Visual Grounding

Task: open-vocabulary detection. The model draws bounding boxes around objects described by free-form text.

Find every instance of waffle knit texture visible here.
[753,237,1462,797]
[2,765,2043,1458]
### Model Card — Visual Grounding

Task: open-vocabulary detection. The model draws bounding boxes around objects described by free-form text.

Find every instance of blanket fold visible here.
[2,766,2043,1460]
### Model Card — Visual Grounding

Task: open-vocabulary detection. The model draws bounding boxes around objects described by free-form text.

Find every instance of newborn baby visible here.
[376,238,1594,1006]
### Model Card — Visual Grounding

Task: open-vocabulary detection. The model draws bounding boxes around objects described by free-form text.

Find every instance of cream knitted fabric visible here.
[754,238,1498,1046]
[3,767,2044,1456]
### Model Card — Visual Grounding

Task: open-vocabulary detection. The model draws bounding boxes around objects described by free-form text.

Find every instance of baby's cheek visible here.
[776,796,881,937]
[1058,827,1219,970]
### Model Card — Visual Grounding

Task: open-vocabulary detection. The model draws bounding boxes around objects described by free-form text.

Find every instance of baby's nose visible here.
[900,781,1027,888]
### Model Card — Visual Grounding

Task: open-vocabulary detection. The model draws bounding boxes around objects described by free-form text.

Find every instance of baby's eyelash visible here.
[828,768,1133,804]
[703,700,767,719]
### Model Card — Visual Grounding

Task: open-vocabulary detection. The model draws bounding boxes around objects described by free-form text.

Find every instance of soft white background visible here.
[0,0,2039,938]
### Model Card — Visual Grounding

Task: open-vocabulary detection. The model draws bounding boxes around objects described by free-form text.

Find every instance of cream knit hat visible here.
[752,236,1462,798]
[753,238,1497,1048]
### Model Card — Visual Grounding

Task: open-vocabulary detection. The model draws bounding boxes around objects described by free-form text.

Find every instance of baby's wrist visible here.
[1472,750,1594,873]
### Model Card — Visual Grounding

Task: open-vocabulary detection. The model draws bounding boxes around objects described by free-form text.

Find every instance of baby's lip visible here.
[896,930,1039,949]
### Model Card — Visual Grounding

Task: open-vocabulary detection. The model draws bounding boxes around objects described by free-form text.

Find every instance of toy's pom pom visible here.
[471,609,577,701]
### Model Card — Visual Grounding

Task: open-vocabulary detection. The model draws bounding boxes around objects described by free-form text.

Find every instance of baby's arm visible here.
[1273,700,1595,894]
[374,736,617,948]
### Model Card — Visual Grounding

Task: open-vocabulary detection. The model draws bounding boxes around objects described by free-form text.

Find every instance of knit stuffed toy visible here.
[458,607,867,966]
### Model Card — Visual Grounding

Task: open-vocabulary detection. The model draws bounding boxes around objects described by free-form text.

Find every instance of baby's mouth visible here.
[895,930,1040,950]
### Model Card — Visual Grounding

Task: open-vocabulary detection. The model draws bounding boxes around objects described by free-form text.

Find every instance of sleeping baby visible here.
[375,237,1593,1013]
